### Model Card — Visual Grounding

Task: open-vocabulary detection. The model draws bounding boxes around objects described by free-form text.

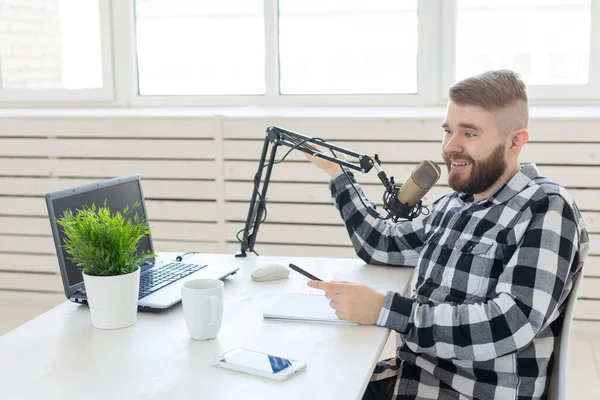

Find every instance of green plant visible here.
[56,201,155,277]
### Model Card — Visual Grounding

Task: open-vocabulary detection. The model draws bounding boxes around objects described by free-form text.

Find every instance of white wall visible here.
[0,109,597,320]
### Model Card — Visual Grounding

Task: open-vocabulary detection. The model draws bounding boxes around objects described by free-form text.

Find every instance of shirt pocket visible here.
[441,237,496,299]
[416,231,444,284]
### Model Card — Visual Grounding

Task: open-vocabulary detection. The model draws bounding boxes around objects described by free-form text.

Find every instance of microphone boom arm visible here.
[235,126,414,258]
[236,126,379,257]
[266,126,377,173]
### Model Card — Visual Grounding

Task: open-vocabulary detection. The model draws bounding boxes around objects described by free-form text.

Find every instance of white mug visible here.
[181,279,224,340]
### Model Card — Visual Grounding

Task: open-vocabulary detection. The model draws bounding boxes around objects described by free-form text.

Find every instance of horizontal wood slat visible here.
[146,201,217,222]
[0,217,50,235]
[579,277,600,299]
[225,242,355,258]
[224,161,600,191]
[0,138,215,159]
[0,235,219,256]
[0,235,56,254]
[224,182,600,214]
[224,182,460,206]
[151,221,217,242]
[223,119,445,141]
[0,197,43,216]
[226,220,600,256]
[560,190,600,212]
[225,222,350,246]
[152,241,220,254]
[584,256,600,277]
[225,202,341,225]
[0,158,217,179]
[573,299,600,320]
[0,253,59,274]
[224,141,600,166]
[0,117,216,138]
[222,118,600,143]
[0,271,62,292]
[582,213,600,233]
[0,197,216,222]
[225,202,600,234]
[225,181,334,203]
[0,178,217,200]
[0,217,217,242]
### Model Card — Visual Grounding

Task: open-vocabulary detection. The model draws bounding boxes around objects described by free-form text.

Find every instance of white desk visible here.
[0,253,414,400]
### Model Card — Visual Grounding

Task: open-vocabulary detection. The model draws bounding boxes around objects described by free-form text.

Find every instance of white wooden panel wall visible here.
[0,114,597,321]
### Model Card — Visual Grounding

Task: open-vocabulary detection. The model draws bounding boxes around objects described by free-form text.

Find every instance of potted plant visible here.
[56,201,154,329]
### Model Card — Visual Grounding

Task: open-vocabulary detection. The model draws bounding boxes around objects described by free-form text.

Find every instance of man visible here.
[306,70,589,400]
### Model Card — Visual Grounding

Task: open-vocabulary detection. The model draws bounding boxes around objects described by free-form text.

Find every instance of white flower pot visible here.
[82,267,140,330]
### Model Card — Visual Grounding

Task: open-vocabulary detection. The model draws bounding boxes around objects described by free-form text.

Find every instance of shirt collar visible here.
[459,164,540,206]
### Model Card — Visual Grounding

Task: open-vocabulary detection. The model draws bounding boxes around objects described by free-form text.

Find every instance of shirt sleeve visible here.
[375,194,586,362]
[329,170,430,266]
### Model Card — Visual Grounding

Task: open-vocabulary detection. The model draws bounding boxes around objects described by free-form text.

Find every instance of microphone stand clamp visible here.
[372,154,422,223]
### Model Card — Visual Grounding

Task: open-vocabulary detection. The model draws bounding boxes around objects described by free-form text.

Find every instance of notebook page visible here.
[263,293,356,325]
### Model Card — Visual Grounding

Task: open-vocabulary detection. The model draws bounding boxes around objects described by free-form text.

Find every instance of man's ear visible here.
[509,129,529,152]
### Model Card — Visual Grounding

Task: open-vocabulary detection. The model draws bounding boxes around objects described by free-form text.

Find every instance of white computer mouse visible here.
[251,264,290,282]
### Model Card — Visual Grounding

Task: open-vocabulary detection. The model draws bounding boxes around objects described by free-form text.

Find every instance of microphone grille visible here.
[412,161,441,189]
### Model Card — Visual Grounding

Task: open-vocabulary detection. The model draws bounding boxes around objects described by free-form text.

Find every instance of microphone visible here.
[375,160,441,222]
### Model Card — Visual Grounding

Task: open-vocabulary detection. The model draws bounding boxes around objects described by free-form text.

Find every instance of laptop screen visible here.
[49,179,153,288]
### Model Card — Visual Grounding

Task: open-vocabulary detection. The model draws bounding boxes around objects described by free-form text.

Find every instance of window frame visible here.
[0,0,114,104]
[1,0,599,106]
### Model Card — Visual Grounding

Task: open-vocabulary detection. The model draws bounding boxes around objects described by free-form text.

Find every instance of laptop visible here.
[45,174,239,310]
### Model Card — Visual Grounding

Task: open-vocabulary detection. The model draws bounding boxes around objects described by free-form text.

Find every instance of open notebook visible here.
[263,292,357,325]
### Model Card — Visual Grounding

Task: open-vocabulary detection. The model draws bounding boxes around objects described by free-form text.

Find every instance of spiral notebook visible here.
[263,292,357,325]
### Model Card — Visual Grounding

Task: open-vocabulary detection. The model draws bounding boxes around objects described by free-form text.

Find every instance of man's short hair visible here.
[449,69,529,130]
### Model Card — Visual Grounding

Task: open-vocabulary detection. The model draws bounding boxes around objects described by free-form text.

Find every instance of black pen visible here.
[288,263,322,281]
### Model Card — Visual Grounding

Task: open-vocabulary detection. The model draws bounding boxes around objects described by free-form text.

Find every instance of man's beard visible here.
[443,143,507,195]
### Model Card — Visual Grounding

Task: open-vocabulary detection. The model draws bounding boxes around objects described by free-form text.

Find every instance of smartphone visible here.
[215,348,307,381]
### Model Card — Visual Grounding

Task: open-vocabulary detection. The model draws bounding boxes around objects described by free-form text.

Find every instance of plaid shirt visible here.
[330,164,588,400]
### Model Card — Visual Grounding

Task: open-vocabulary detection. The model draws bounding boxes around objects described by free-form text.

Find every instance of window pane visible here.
[135,0,265,95]
[456,0,591,85]
[0,0,103,89]
[279,0,418,95]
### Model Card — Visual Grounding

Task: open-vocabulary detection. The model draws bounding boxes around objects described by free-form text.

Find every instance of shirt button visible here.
[441,244,448,250]
[426,277,433,283]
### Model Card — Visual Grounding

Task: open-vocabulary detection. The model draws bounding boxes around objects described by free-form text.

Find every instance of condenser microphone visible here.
[376,160,441,222]
[397,160,441,207]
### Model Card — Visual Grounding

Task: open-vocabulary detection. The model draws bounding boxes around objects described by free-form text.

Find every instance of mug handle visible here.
[207,296,220,327]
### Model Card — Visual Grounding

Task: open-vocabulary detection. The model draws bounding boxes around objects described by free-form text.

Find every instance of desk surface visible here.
[0,253,414,400]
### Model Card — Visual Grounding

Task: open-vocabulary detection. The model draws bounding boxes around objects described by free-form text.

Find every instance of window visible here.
[278,0,418,95]
[455,0,591,85]
[0,0,112,102]
[135,0,265,95]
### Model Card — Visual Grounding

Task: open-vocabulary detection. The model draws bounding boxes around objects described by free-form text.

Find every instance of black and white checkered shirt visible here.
[330,164,588,400]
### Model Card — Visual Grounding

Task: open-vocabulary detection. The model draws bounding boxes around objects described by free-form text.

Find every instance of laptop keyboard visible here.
[138,262,206,299]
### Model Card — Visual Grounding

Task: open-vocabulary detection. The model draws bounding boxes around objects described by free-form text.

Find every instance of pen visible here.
[288,263,322,281]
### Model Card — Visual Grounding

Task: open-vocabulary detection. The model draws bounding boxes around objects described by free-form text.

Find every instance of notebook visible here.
[263,292,357,325]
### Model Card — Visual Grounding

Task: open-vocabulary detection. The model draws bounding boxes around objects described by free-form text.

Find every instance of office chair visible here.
[547,270,584,400]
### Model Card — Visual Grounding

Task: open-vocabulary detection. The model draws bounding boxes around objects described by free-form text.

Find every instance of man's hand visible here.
[307,280,385,325]
[303,145,345,178]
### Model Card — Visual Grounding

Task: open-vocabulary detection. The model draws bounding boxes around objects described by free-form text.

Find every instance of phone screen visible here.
[221,349,293,374]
